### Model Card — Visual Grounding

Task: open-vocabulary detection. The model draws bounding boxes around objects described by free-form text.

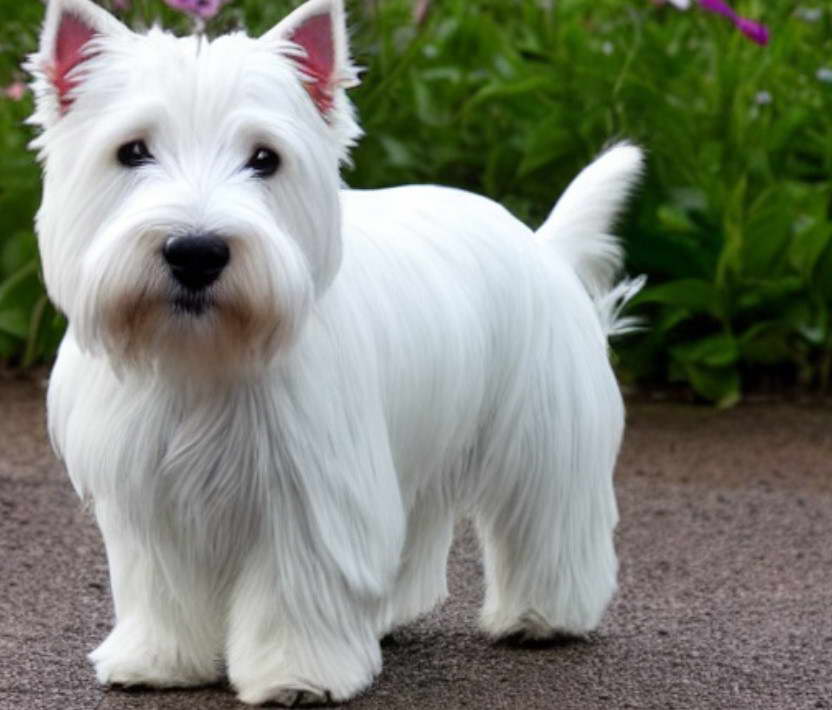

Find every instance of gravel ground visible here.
[1,374,830,710]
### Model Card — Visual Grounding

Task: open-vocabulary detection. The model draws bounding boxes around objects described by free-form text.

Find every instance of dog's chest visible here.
[52,362,278,547]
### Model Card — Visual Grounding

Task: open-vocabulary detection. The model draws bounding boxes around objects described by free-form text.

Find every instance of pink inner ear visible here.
[289,13,336,114]
[49,12,97,115]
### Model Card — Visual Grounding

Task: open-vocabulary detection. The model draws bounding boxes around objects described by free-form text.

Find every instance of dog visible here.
[27,0,643,704]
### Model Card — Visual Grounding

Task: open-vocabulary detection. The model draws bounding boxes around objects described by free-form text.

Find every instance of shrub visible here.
[0,0,829,404]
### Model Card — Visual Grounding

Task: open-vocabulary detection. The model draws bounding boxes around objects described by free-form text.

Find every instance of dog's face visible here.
[28,0,360,373]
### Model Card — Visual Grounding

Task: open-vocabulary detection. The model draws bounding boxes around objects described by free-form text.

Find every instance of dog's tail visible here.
[536,142,645,337]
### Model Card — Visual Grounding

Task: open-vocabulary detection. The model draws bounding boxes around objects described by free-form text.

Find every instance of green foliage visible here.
[0,0,830,405]
[0,2,62,365]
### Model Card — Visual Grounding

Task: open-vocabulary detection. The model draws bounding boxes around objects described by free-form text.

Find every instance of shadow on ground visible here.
[1,375,830,709]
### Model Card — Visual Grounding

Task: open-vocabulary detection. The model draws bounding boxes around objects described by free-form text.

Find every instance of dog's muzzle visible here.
[163,233,230,292]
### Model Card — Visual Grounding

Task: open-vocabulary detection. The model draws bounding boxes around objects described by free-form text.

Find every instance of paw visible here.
[90,625,220,688]
[481,607,595,642]
[234,668,369,707]
[230,642,377,706]
[238,683,333,707]
[488,610,591,645]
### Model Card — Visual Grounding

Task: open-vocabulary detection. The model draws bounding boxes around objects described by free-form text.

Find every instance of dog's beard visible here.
[72,229,315,377]
[101,288,275,375]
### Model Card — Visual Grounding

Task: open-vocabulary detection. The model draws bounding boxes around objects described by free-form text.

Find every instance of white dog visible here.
[28,0,643,704]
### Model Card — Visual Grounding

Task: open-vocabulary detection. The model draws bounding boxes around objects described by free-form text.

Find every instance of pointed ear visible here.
[261,0,359,118]
[29,0,128,121]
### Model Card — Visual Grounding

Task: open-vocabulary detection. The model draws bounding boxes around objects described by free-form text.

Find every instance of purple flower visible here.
[697,0,770,45]
[733,17,769,45]
[662,0,770,45]
[163,0,226,20]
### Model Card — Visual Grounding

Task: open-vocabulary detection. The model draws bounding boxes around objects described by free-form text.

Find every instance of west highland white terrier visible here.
[28,0,643,704]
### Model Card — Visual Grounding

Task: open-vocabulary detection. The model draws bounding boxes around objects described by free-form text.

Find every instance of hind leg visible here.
[476,379,623,640]
[476,496,617,640]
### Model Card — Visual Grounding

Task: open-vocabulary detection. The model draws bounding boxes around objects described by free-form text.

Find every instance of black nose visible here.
[163,234,230,291]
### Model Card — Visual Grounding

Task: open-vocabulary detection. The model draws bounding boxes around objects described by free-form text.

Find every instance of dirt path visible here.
[1,375,830,710]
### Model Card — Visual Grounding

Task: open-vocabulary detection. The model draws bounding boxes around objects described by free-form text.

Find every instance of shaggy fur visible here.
[29,0,643,704]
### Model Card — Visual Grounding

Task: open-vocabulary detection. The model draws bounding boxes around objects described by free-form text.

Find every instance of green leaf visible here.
[517,120,573,177]
[22,294,48,368]
[0,308,29,339]
[736,277,805,312]
[0,260,39,309]
[684,363,741,408]
[740,187,793,277]
[739,322,793,365]
[656,204,696,233]
[789,218,832,278]
[630,279,721,317]
[463,75,551,113]
[671,333,739,368]
[0,231,38,275]
[377,135,414,169]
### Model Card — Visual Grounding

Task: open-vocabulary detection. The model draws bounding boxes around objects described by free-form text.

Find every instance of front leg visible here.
[227,371,405,705]
[228,543,384,706]
[227,473,401,706]
[89,503,223,688]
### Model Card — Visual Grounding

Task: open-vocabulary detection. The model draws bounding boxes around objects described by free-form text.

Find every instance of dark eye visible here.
[117,140,153,168]
[246,147,281,178]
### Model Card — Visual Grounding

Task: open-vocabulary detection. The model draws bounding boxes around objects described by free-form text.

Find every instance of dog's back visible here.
[328,146,641,638]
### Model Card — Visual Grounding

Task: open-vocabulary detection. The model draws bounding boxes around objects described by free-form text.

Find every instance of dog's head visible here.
[28,0,361,374]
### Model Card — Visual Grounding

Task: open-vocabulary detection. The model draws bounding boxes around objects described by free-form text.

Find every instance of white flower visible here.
[795,7,823,22]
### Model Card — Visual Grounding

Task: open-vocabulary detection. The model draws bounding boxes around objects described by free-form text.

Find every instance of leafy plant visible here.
[0,0,830,405]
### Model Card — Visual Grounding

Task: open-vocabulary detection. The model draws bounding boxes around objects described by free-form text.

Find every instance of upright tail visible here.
[536,142,645,336]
